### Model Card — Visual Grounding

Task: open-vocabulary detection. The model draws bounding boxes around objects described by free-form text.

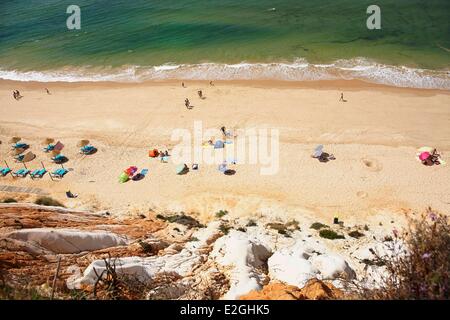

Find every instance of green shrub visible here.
[215,210,228,218]
[219,224,232,235]
[348,230,365,239]
[1,198,17,203]
[319,229,345,240]
[310,222,328,230]
[34,197,64,207]
[356,209,449,299]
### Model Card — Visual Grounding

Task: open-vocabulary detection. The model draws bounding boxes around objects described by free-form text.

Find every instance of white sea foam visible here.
[1,58,449,90]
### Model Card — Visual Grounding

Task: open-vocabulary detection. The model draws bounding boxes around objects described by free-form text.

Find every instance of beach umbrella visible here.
[78,139,90,147]
[9,137,21,143]
[175,164,187,174]
[20,151,36,169]
[419,152,431,161]
[312,145,324,158]
[53,141,64,152]
[124,166,138,176]
[214,140,224,149]
[11,147,25,156]
[43,138,55,145]
[21,151,36,163]
[119,172,129,183]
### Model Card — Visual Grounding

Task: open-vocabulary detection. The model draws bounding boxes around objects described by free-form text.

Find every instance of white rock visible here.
[68,248,202,288]
[7,228,128,254]
[310,254,356,280]
[210,230,271,299]
[268,244,318,287]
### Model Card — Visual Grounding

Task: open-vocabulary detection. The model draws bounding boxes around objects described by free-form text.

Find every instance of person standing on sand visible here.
[198,90,203,98]
[45,88,51,95]
[339,92,345,102]
[185,98,190,109]
[182,82,185,88]
[210,81,214,86]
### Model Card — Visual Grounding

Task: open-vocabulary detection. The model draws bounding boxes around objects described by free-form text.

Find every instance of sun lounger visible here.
[13,168,30,177]
[0,168,12,176]
[43,144,55,152]
[11,142,28,149]
[30,168,47,178]
[51,168,68,178]
[52,154,67,163]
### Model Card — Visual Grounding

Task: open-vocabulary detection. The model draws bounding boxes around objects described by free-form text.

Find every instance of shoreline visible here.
[2,78,450,96]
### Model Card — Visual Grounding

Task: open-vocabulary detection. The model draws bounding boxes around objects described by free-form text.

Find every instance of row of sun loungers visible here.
[0,166,68,179]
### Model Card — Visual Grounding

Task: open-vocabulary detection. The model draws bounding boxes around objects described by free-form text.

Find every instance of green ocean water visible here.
[0,0,449,87]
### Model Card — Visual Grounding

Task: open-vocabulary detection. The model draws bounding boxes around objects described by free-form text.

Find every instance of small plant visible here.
[348,230,365,239]
[278,229,291,237]
[155,213,203,228]
[319,229,345,240]
[310,222,328,230]
[364,224,370,231]
[34,196,64,207]
[237,227,247,232]
[383,235,393,242]
[189,237,199,242]
[1,198,17,203]
[215,210,228,218]
[354,208,449,299]
[219,224,232,235]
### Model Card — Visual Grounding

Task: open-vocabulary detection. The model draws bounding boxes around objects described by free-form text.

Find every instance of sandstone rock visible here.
[240,282,304,300]
[300,278,343,300]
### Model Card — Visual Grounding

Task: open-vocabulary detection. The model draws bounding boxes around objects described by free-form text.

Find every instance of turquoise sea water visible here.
[0,0,449,88]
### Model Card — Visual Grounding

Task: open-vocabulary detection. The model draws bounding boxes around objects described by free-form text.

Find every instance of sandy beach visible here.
[1,79,449,224]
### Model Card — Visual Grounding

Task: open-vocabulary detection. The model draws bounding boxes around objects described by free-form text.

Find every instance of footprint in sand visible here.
[361,157,382,172]
[356,191,368,199]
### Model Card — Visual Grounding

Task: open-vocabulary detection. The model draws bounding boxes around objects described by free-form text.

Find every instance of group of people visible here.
[12,87,50,100]
[183,81,215,109]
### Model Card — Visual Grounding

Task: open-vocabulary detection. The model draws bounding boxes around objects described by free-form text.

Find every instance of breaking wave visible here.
[1,58,449,90]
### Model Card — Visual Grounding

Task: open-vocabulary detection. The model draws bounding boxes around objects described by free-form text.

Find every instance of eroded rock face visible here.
[268,243,355,287]
[210,230,272,299]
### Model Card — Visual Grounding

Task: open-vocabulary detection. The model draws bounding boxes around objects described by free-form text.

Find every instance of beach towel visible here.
[53,141,64,152]
[214,140,224,149]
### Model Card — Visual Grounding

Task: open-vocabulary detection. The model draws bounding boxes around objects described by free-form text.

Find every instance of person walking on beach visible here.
[185,98,190,109]
[45,88,51,95]
[182,82,185,88]
[198,90,203,99]
[339,92,345,102]
[13,91,17,100]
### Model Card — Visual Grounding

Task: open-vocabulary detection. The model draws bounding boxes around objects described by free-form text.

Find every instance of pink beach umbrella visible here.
[419,152,431,161]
